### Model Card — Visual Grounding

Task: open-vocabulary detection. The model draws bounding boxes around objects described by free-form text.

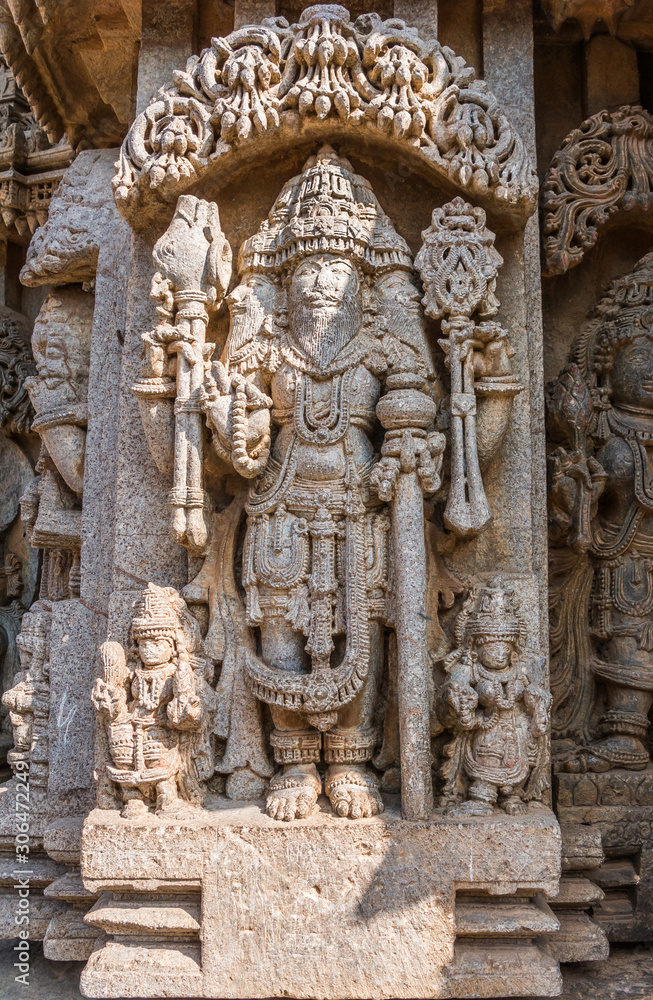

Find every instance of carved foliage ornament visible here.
[0,319,35,435]
[542,104,653,276]
[113,4,537,220]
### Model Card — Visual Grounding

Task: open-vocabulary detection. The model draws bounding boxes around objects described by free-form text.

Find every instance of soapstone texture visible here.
[2,0,653,998]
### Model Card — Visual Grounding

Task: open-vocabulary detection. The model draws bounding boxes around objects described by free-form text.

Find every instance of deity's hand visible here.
[443,680,478,730]
[91,678,127,722]
[472,322,514,378]
[152,195,232,304]
[523,682,552,737]
[167,638,202,730]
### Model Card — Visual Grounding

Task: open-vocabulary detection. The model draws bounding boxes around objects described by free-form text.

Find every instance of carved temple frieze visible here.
[3,0,631,995]
[113,4,537,226]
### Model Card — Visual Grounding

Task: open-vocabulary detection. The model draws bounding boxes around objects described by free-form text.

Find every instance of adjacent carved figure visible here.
[133,146,521,822]
[21,288,94,602]
[549,253,653,772]
[2,601,51,791]
[92,583,216,817]
[437,577,551,815]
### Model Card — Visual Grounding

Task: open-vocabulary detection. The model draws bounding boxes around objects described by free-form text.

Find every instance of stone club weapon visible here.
[150,195,232,553]
[415,197,504,538]
[372,366,445,821]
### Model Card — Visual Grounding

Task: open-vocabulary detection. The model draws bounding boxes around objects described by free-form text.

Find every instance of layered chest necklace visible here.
[293,370,354,445]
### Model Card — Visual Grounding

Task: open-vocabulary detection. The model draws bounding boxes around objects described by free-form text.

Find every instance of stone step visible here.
[0,853,68,888]
[80,939,203,999]
[593,859,640,889]
[559,823,604,873]
[540,910,610,963]
[449,940,562,997]
[85,892,201,937]
[551,875,604,907]
[43,870,98,902]
[0,889,65,939]
[455,897,559,937]
[43,909,100,962]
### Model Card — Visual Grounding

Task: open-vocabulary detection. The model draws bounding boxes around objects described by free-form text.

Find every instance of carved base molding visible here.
[79,806,562,1000]
[556,766,653,943]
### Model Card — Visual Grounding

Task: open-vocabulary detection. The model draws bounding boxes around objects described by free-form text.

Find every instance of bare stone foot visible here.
[325,764,384,819]
[500,795,527,815]
[121,797,149,819]
[266,764,321,821]
[561,736,649,773]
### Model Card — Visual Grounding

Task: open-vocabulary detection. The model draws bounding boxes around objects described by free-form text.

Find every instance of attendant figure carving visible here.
[92,583,215,817]
[437,577,550,815]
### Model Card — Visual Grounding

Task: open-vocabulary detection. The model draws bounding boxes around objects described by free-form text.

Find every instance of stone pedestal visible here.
[556,768,653,943]
[79,804,562,1000]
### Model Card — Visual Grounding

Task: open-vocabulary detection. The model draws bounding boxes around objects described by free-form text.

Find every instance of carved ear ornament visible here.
[113,7,536,224]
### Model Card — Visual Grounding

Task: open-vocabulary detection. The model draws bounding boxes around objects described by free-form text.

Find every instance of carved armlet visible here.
[31,402,88,432]
[132,376,176,400]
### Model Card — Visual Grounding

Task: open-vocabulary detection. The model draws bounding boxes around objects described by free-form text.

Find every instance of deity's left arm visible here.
[133,195,232,552]
[522,661,552,736]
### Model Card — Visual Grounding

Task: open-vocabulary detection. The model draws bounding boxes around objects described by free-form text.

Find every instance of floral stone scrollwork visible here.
[542,105,653,277]
[113,4,537,224]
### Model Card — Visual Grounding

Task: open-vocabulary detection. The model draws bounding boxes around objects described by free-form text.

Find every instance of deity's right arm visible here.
[436,656,478,731]
[201,361,272,479]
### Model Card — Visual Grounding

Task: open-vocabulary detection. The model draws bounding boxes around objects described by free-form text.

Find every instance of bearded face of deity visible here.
[609,333,653,412]
[287,253,363,365]
[226,274,277,355]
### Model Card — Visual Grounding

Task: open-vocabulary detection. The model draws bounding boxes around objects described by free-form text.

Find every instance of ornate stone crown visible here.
[131,583,179,640]
[238,145,412,275]
[458,577,523,645]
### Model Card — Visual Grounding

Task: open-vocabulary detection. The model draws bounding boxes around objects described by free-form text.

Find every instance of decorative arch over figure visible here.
[113,4,537,227]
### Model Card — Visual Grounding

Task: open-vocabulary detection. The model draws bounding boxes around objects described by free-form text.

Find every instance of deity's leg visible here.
[261,621,322,821]
[324,622,385,819]
[563,635,652,772]
[447,778,497,817]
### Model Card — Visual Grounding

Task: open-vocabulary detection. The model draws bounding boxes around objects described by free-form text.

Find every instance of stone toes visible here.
[335,796,350,817]
[266,796,281,819]
[295,794,313,819]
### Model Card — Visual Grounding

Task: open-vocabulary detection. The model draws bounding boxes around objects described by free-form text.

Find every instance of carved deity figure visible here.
[2,602,51,790]
[437,578,551,815]
[133,147,521,822]
[549,254,653,772]
[92,584,215,817]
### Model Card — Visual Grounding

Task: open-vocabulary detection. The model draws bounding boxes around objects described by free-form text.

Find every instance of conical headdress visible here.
[131,583,179,640]
[239,145,412,275]
[457,577,523,645]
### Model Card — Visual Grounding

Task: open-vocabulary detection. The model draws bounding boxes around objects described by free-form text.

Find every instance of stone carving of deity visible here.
[92,583,216,817]
[437,577,551,815]
[129,145,522,822]
[549,253,653,772]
